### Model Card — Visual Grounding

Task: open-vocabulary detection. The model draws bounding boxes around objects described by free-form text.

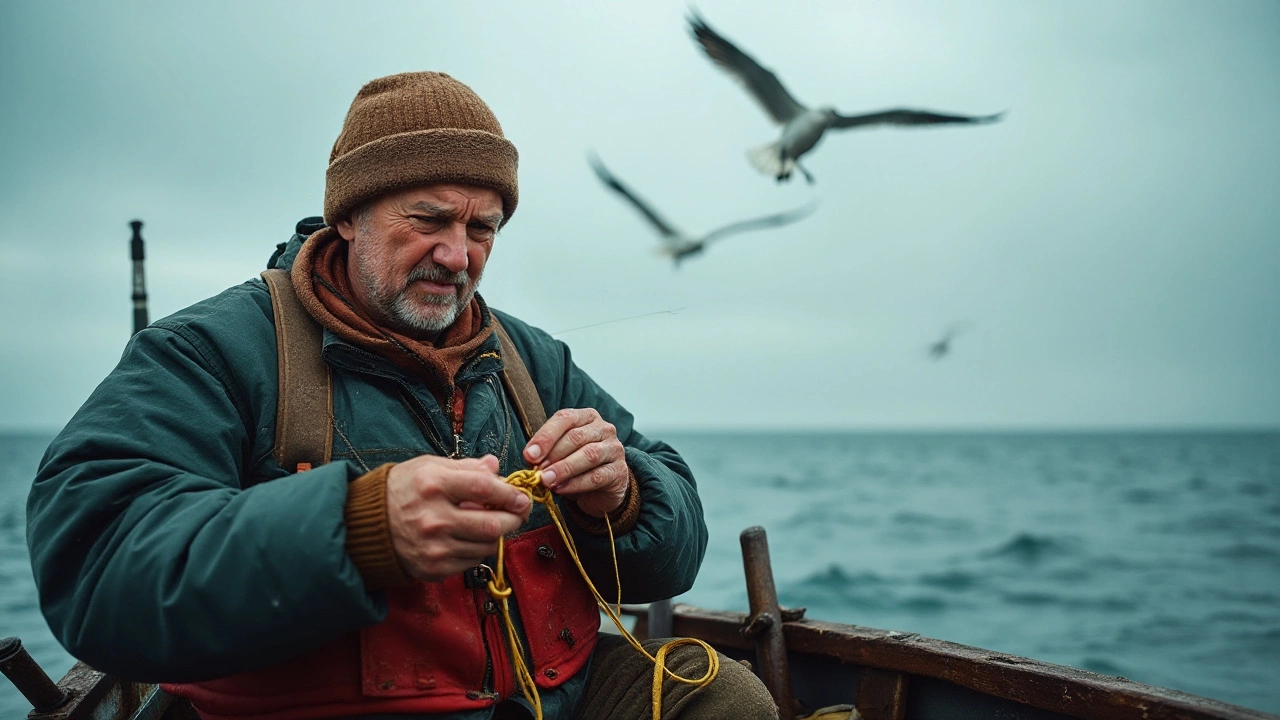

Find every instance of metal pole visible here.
[740,526,796,720]
[647,598,674,639]
[130,219,148,335]
[0,637,69,713]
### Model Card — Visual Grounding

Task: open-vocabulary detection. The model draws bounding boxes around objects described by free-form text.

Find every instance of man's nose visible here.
[430,223,469,273]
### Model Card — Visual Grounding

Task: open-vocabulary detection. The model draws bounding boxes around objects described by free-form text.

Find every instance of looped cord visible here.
[488,468,719,720]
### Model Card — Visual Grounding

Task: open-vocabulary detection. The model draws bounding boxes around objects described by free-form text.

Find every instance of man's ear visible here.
[335,216,356,242]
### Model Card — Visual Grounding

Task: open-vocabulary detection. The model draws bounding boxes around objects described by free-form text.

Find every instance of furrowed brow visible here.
[405,201,450,216]
[405,201,501,228]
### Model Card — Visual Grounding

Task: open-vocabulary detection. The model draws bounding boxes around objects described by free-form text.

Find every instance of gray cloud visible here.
[1,0,1277,431]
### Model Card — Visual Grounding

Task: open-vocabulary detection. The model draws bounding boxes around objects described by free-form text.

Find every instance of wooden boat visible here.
[3,230,1273,719]
[3,525,1275,720]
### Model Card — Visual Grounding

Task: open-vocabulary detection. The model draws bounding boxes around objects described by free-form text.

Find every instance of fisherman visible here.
[27,72,777,720]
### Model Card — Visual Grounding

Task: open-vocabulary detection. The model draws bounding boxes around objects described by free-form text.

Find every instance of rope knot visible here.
[493,467,717,720]
[505,468,552,503]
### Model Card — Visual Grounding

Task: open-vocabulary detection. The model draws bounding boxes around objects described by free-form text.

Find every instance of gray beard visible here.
[389,264,481,334]
[354,245,480,336]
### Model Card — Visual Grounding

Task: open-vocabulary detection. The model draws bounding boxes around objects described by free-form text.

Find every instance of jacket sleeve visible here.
[500,314,708,604]
[26,314,382,683]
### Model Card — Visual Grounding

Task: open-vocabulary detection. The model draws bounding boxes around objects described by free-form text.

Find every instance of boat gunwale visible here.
[653,603,1278,720]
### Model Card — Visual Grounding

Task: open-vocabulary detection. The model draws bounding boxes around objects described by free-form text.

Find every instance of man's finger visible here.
[440,469,531,515]
[448,506,528,543]
[542,441,623,491]
[541,421,612,468]
[524,408,594,465]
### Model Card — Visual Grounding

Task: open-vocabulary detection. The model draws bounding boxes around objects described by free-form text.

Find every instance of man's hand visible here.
[523,408,629,518]
[386,454,531,582]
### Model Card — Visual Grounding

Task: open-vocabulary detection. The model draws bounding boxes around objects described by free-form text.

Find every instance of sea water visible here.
[2,431,1278,716]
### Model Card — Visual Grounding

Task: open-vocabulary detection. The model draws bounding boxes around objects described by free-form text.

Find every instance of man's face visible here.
[337,184,503,338]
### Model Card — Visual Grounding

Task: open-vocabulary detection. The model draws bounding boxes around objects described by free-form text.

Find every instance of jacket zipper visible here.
[394,389,451,457]
[478,592,497,699]
[449,387,466,459]
[360,359,500,698]
[454,384,497,701]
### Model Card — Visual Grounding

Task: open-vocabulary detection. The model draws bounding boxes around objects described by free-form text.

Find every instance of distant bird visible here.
[589,153,816,267]
[688,12,1005,184]
[927,324,969,360]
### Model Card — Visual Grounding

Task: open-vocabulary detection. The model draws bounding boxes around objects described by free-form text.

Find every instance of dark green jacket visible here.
[27,229,707,688]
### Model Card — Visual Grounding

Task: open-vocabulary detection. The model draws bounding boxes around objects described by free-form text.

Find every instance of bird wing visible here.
[688,13,807,125]
[700,201,818,245]
[832,108,1005,129]
[588,154,682,242]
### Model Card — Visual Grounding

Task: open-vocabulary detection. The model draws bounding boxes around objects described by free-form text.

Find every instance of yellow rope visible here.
[488,469,719,720]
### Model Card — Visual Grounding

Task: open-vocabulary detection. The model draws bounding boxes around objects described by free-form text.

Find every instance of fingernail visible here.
[514,494,531,512]
[527,444,542,460]
[541,469,557,486]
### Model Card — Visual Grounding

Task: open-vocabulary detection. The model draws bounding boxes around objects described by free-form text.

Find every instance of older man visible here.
[27,72,777,719]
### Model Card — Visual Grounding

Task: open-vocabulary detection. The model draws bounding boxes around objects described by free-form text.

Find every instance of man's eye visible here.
[410,215,442,226]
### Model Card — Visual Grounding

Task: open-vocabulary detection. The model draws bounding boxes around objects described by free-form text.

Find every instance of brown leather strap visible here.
[262,268,541,466]
[493,319,547,438]
[261,269,333,471]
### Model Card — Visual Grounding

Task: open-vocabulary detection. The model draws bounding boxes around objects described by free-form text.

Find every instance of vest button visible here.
[543,668,558,680]
[484,599,500,615]
[537,544,556,560]
[559,627,576,647]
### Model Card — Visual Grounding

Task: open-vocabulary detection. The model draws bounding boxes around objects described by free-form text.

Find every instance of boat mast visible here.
[130,220,148,335]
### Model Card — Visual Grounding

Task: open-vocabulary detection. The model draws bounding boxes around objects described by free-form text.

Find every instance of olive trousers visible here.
[571,635,779,719]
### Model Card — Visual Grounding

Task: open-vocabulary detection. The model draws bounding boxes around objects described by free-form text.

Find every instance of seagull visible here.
[688,12,1005,184]
[927,324,969,360]
[589,153,816,267]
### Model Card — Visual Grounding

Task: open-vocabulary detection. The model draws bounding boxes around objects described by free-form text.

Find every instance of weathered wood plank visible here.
[741,527,797,720]
[856,668,906,720]
[665,605,1277,720]
[27,663,116,720]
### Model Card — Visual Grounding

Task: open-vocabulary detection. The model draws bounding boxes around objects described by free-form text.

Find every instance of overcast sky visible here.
[1,1,1277,432]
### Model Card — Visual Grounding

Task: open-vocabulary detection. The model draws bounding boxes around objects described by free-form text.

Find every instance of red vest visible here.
[163,524,601,720]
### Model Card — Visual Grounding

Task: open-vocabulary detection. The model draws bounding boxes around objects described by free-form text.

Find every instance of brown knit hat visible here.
[324,72,519,227]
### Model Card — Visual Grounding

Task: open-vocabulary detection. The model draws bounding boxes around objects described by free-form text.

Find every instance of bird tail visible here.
[747,142,793,179]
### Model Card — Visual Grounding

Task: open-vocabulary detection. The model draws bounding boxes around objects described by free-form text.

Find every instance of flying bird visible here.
[589,153,816,267]
[688,12,1004,184]
[927,324,970,360]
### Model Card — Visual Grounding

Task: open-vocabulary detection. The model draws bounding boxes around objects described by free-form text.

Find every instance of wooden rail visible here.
[645,604,1277,720]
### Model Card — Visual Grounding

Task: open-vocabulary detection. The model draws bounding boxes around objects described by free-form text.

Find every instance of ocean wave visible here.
[779,504,865,530]
[1257,626,1280,641]
[2,598,37,614]
[1000,590,1138,612]
[981,532,1075,564]
[890,511,974,534]
[1079,656,1130,677]
[1117,616,1197,647]
[918,570,981,591]
[1210,543,1280,561]
[793,564,886,590]
[1120,487,1165,505]
[1236,482,1271,498]
[782,564,952,614]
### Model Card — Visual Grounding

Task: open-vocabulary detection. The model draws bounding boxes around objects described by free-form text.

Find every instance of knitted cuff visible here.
[344,463,414,589]
[564,472,642,537]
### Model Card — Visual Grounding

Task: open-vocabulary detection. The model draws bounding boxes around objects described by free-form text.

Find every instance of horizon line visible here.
[3,424,1278,438]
